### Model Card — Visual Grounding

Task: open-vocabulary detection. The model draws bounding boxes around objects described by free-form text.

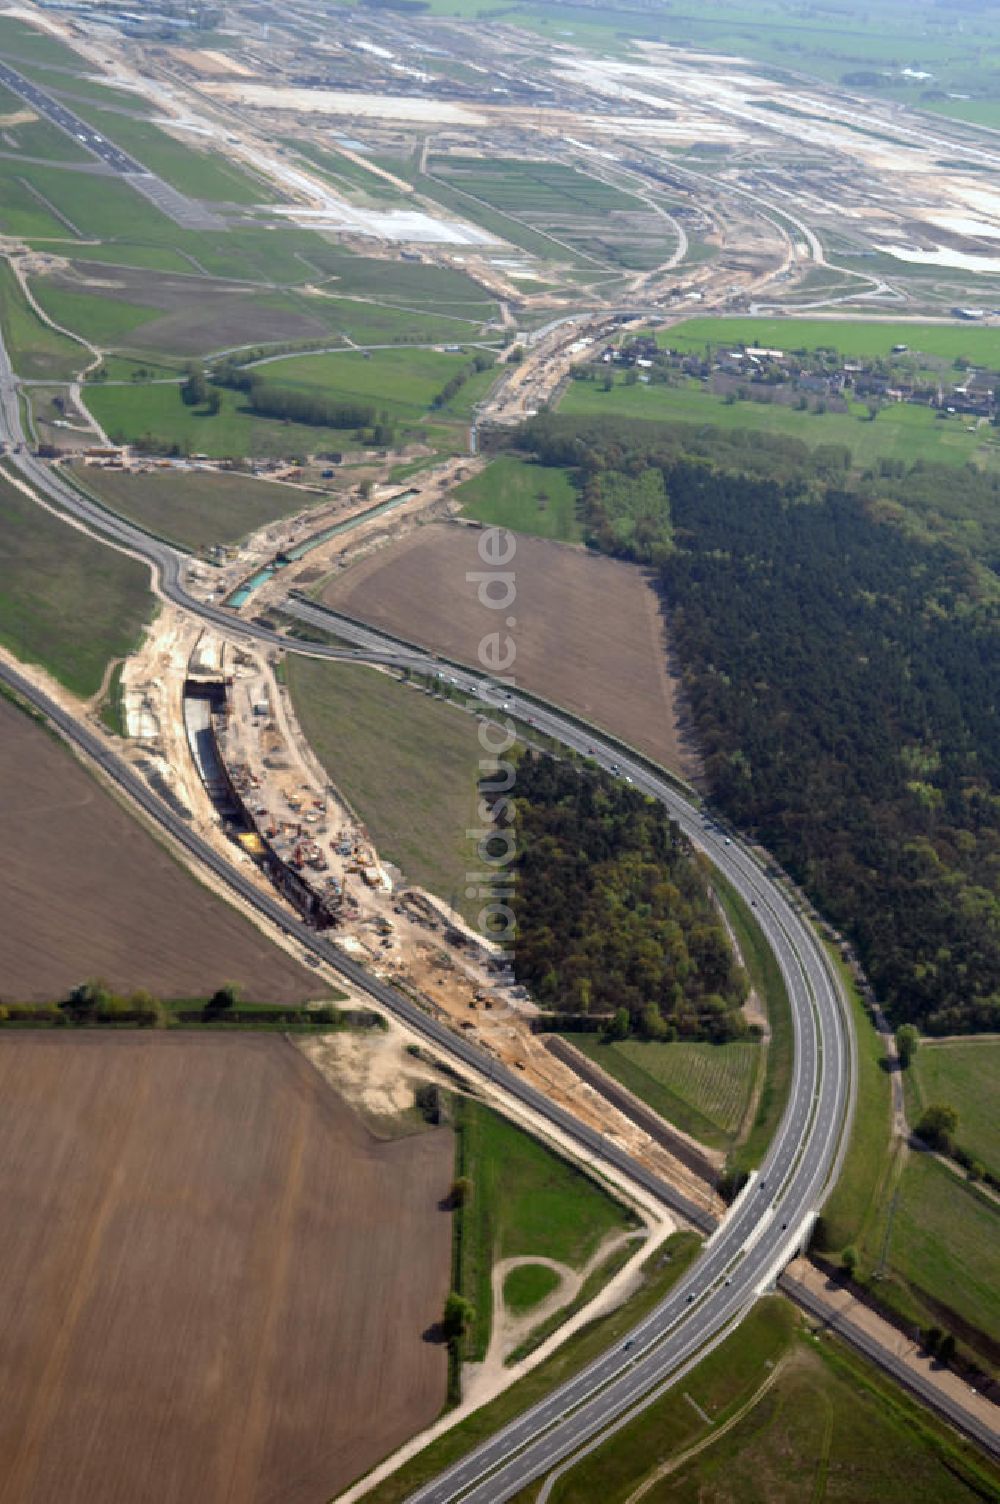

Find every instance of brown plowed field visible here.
[0,1033,453,1504]
[0,697,317,1003]
[320,524,697,777]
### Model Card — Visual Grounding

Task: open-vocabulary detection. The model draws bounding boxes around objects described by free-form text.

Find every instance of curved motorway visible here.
[0,335,858,1500]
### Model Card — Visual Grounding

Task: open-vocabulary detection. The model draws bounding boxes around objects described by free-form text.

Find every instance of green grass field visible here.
[0,260,87,381]
[70,464,321,551]
[859,1151,1000,1354]
[660,316,1000,366]
[64,103,276,205]
[82,382,366,461]
[560,373,1000,471]
[257,347,495,422]
[904,1039,1000,1182]
[453,1097,636,1360]
[457,457,582,542]
[434,156,641,217]
[0,470,152,696]
[817,960,999,1361]
[7,58,155,114]
[286,660,486,922]
[543,1295,997,1504]
[0,110,91,163]
[563,1035,758,1153]
[30,280,162,347]
[502,1264,561,1315]
[0,14,86,67]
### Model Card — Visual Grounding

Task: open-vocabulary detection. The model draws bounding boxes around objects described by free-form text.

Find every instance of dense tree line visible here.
[431,351,494,410]
[499,754,748,1040]
[515,415,1000,1035]
[208,360,378,430]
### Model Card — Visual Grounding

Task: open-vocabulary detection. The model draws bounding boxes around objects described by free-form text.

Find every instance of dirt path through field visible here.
[461,1228,646,1410]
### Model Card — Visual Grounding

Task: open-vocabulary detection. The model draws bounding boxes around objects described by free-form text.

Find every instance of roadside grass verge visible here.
[0,259,86,381]
[359,1230,702,1504]
[457,457,583,542]
[815,951,893,1255]
[712,869,793,1174]
[0,470,152,696]
[70,463,323,551]
[451,1096,639,1362]
[286,659,485,923]
[904,1039,1000,1183]
[558,1034,757,1153]
[542,1297,799,1504]
[535,1297,998,1504]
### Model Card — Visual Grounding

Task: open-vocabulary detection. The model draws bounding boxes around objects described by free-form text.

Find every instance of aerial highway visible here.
[0,58,146,174]
[0,326,861,1500]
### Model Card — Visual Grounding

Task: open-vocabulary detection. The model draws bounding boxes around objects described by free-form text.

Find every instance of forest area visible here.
[515,415,1000,1035]
[499,754,748,1040]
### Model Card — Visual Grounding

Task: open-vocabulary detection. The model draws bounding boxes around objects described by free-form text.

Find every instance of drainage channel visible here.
[223,488,418,609]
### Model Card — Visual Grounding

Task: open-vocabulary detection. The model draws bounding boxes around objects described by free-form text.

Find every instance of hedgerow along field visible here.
[0,1033,454,1504]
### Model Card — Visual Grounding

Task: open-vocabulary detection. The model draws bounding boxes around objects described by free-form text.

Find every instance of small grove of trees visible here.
[442,1291,475,1342]
[505,754,748,1041]
[923,1325,957,1366]
[62,979,166,1027]
[916,1103,959,1153]
[450,1176,472,1208]
[895,1024,919,1069]
[431,351,494,411]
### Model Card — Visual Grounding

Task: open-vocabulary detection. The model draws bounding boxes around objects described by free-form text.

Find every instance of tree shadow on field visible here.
[422,1320,447,1345]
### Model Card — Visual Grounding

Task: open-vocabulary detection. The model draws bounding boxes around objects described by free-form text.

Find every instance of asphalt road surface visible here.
[0,327,861,1500]
[0,58,225,227]
[0,58,144,174]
